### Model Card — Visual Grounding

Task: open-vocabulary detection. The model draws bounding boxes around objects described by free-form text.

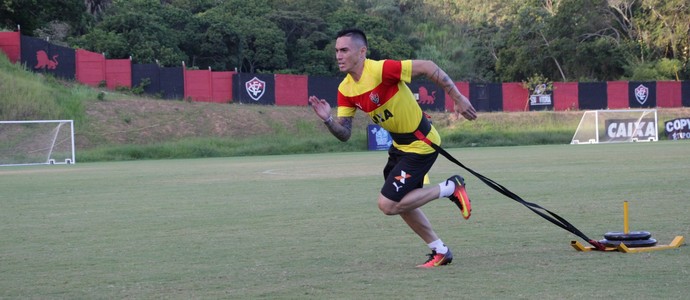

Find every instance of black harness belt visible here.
[388,115,432,145]
[393,116,606,251]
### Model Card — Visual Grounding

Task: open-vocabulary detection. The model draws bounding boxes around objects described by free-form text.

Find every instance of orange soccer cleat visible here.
[416,248,453,268]
[447,175,471,220]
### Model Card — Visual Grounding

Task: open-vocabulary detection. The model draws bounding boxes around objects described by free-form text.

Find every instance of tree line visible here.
[2,0,688,83]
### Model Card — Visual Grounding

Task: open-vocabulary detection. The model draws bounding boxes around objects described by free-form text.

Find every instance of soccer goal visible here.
[0,120,76,166]
[571,109,658,144]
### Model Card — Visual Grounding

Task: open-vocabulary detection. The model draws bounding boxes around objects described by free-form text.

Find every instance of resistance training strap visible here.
[413,130,606,251]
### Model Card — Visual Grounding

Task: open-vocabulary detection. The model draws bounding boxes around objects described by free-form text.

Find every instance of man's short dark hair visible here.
[336,28,368,48]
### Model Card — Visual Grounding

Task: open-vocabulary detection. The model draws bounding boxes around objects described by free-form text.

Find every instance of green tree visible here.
[493,0,632,82]
[71,0,188,65]
[634,0,690,79]
[267,10,330,74]
[494,2,551,82]
[168,0,214,14]
[189,18,241,71]
[547,0,629,81]
[237,18,288,73]
[1,0,91,36]
[198,0,287,73]
[84,0,113,19]
[609,0,689,80]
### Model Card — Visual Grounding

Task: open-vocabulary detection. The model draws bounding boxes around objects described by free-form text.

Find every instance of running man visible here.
[309,28,477,268]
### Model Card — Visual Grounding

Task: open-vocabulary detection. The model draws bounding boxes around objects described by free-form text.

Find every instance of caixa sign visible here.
[605,119,657,141]
[664,118,690,140]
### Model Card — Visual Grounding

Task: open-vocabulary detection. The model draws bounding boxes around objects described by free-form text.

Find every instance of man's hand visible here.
[309,95,332,121]
[454,93,477,121]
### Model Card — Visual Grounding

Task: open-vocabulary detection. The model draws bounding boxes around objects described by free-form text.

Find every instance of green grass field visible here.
[2,142,689,299]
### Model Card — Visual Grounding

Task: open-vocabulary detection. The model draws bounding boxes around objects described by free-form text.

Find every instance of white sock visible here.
[438,179,456,198]
[428,239,448,254]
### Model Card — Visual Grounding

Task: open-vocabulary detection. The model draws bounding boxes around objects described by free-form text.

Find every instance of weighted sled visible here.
[604,231,652,241]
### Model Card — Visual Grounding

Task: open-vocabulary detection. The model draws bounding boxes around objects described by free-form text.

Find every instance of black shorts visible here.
[381,147,438,202]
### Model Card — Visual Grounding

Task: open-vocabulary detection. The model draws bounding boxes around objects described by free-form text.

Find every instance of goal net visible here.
[571,109,658,144]
[0,120,75,166]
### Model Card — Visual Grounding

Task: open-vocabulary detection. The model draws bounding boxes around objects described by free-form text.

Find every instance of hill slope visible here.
[80,98,331,148]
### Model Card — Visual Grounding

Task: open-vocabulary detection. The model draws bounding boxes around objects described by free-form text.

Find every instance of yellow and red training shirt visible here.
[337,59,440,154]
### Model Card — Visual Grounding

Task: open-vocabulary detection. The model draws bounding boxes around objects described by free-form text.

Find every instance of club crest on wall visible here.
[245,77,266,101]
[634,84,649,105]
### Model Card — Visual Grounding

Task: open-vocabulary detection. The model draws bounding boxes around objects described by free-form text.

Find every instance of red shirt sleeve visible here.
[381,60,402,86]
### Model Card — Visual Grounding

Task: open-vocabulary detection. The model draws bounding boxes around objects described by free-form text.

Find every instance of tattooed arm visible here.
[308,95,352,142]
[411,60,477,120]
[324,116,352,142]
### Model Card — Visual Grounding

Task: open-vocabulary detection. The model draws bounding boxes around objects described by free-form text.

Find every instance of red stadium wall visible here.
[656,81,681,107]
[0,31,20,63]
[105,59,131,89]
[183,68,233,103]
[184,69,213,102]
[502,82,529,112]
[275,74,308,106]
[75,49,105,87]
[607,81,628,109]
[553,82,578,111]
[212,72,233,103]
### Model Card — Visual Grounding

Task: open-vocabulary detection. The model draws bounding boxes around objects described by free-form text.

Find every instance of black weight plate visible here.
[599,238,658,248]
[604,231,652,241]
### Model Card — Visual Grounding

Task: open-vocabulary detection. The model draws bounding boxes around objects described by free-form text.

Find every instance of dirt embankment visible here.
[78,99,318,148]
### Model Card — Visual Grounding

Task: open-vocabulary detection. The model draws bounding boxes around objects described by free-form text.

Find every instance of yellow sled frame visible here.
[572,201,684,253]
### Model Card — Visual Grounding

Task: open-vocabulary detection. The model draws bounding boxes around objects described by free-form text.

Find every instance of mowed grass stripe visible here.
[1,142,689,298]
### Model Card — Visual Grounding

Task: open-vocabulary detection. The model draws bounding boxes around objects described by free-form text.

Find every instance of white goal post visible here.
[571,109,658,144]
[0,120,76,166]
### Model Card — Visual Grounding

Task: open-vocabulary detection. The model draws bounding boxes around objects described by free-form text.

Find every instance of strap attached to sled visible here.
[408,120,605,250]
